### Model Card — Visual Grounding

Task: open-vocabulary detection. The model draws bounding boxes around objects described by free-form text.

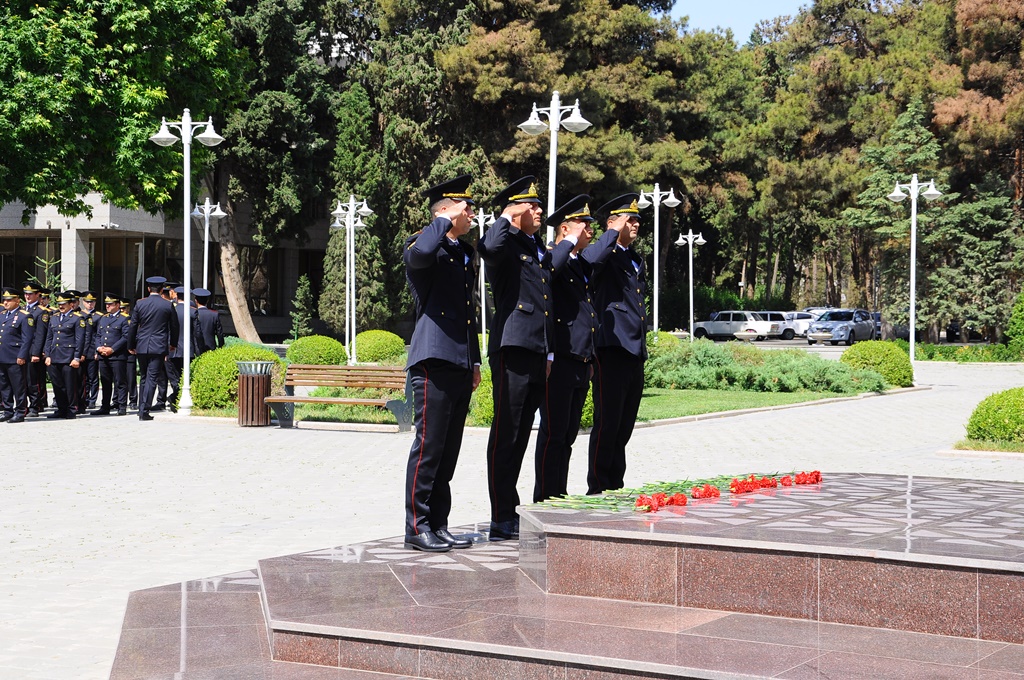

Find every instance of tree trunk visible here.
[217,209,263,343]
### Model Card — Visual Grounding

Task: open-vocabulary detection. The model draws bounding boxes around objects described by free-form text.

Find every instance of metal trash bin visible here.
[236,361,274,426]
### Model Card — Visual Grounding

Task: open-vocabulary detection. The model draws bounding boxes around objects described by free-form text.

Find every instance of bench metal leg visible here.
[268,402,295,428]
[385,399,413,433]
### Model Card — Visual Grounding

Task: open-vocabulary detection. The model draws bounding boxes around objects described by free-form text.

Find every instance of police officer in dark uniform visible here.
[193,288,224,355]
[402,175,483,553]
[477,176,578,541]
[532,195,618,502]
[44,291,87,419]
[92,293,131,415]
[153,282,179,411]
[78,291,102,411]
[587,194,649,494]
[0,286,35,423]
[128,276,179,421]
[121,298,139,410]
[22,282,50,417]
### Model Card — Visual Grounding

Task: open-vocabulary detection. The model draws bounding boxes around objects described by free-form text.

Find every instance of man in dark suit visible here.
[193,288,224,356]
[0,285,35,423]
[22,282,50,417]
[152,282,179,411]
[128,276,179,421]
[532,195,618,502]
[121,298,138,410]
[477,176,578,540]
[587,194,649,494]
[402,175,483,553]
[44,291,87,419]
[78,291,102,410]
[92,293,130,415]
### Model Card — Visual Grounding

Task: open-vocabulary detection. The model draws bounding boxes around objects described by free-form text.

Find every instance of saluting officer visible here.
[128,276,178,421]
[477,176,577,541]
[92,293,130,415]
[587,194,649,494]
[533,195,617,502]
[44,291,87,419]
[0,286,35,423]
[22,282,50,417]
[121,298,139,410]
[193,288,224,356]
[78,291,102,411]
[402,175,482,553]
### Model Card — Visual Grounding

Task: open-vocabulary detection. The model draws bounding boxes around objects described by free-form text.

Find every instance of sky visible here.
[670,0,809,43]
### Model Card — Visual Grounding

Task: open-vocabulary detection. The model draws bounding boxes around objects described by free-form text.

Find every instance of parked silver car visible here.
[806,308,875,346]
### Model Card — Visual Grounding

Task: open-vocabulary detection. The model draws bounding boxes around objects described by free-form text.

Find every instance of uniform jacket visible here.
[127,293,179,356]
[196,307,224,354]
[551,229,618,360]
[169,303,201,359]
[44,310,87,363]
[0,308,35,363]
[82,309,102,356]
[404,216,482,370]
[26,303,50,358]
[478,216,573,357]
[591,241,649,360]
[93,311,130,360]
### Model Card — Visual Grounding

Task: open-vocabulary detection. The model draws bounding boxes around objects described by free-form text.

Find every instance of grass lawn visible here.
[954,439,1024,453]
[637,388,835,422]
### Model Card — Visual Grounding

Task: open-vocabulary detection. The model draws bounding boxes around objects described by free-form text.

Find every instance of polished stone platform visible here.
[111,473,1024,679]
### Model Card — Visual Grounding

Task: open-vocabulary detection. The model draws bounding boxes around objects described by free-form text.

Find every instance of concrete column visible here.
[60,226,91,291]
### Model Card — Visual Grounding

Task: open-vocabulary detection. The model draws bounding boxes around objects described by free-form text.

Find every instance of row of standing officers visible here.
[0,281,224,423]
[402,174,649,552]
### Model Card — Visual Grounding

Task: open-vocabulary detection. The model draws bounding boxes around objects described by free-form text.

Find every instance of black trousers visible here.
[404,359,474,537]
[165,357,182,409]
[47,362,79,417]
[98,358,128,411]
[26,360,46,413]
[486,347,547,524]
[136,354,165,418]
[534,357,590,503]
[126,356,138,407]
[83,358,99,407]
[155,356,169,407]
[0,362,27,416]
[587,347,645,495]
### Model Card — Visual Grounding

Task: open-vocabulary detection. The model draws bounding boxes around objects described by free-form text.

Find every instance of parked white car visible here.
[806,308,875,346]
[785,311,817,338]
[693,311,782,341]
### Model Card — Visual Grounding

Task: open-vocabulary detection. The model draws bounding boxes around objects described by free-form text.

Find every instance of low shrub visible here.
[190,344,285,409]
[966,387,1024,443]
[355,329,406,363]
[840,340,914,387]
[286,334,347,365]
[646,331,681,358]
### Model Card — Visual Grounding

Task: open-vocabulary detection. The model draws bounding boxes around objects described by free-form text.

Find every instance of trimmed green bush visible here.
[646,330,681,358]
[840,340,914,387]
[967,387,1024,443]
[355,329,406,363]
[286,334,347,365]
[190,344,285,409]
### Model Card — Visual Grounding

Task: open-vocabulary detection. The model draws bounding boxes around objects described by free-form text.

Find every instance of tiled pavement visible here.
[3,362,1024,678]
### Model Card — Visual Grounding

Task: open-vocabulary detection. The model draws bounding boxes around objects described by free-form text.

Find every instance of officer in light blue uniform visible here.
[44,291,87,419]
[0,285,35,423]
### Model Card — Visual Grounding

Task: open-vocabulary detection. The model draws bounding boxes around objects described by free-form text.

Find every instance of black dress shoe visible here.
[27,410,39,418]
[116,409,127,416]
[404,531,451,552]
[7,415,25,424]
[46,412,63,419]
[139,414,154,421]
[434,528,472,549]
[0,414,11,423]
[151,405,165,412]
[489,519,519,541]
[91,408,111,416]
[63,413,76,420]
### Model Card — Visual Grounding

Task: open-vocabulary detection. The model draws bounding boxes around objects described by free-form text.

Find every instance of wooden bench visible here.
[265,364,413,431]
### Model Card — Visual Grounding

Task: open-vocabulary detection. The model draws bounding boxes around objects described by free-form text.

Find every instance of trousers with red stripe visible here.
[405,359,474,537]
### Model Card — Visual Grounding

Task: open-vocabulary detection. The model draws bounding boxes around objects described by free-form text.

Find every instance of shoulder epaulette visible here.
[121,312,130,317]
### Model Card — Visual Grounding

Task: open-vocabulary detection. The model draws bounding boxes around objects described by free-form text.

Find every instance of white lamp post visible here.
[150,109,225,414]
[330,196,373,365]
[518,91,592,243]
[638,184,682,332]
[190,197,227,290]
[675,229,706,342]
[473,210,496,356]
[887,174,942,378]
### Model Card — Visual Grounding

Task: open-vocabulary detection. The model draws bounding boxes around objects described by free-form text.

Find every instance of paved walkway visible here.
[2,362,1023,679]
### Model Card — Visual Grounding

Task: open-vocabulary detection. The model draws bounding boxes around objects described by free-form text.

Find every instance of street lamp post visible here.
[887,174,942,378]
[149,109,225,414]
[473,210,496,356]
[675,229,706,342]
[330,196,373,365]
[190,197,227,290]
[518,91,592,243]
[638,184,682,332]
